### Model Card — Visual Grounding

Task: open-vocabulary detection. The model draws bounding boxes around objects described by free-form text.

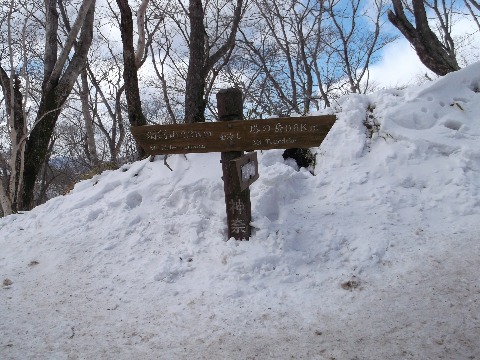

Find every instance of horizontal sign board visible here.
[131,115,336,155]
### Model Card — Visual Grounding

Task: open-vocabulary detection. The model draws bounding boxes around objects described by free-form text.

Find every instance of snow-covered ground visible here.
[1,63,480,359]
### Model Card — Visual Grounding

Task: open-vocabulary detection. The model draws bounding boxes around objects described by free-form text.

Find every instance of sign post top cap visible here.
[216,87,242,96]
[216,88,243,120]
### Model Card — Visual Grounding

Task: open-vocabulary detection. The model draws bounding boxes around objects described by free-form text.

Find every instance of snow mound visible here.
[1,63,480,359]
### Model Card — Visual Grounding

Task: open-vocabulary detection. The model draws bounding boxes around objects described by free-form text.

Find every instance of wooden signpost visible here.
[131,88,336,240]
[131,114,336,155]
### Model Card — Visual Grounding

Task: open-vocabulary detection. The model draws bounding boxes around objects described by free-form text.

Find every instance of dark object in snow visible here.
[341,276,362,291]
[282,148,316,170]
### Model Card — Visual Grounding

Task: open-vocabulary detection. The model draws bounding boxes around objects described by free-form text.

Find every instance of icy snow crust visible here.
[1,63,480,359]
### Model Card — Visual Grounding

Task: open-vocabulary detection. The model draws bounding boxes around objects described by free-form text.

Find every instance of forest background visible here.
[0,0,479,216]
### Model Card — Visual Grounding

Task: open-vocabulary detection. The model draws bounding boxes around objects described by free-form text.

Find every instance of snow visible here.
[1,63,480,359]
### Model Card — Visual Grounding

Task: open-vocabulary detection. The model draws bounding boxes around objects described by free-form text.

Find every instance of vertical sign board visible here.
[217,88,252,240]
[131,89,337,240]
[231,152,259,192]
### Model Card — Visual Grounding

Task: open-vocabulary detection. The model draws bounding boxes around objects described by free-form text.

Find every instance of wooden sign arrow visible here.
[131,115,336,155]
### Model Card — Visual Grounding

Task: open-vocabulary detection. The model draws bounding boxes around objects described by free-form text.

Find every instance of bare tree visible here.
[72,0,161,167]
[83,4,129,167]
[86,63,127,165]
[184,0,244,123]
[0,0,96,212]
[146,0,245,123]
[465,0,480,31]
[57,0,99,167]
[224,0,333,117]
[115,0,149,159]
[79,69,99,166]
[223,0,393,117]
[0,0,33,214]
[327,0,395,93]
[0,67,25,214]
[388,0,460,75]
[114,0,167,158]
[18,0,96,210]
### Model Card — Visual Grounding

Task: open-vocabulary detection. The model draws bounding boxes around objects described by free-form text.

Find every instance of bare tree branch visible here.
[388,0,460,75]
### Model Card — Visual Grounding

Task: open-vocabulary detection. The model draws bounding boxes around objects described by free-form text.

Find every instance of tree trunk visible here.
[184,0,243,123]
[388,0,460,76]
[0,67,26,214]
[80,69,99,166]
[22,92,59,209]
[184,0,208,123]
[116,0,148,158]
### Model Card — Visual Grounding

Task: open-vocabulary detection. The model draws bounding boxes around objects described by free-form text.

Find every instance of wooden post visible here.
[217,88,252,240]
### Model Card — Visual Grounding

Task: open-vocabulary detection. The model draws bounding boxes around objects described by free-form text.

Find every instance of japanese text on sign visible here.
[131,115,337,155]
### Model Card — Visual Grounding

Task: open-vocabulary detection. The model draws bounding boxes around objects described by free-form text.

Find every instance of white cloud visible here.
[368,39,432,89]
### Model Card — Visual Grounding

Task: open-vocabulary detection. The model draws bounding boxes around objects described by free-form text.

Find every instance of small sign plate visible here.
[231,152,259,191]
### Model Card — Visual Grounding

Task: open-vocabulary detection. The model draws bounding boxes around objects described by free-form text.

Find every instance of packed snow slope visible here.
[1,64,480,360]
